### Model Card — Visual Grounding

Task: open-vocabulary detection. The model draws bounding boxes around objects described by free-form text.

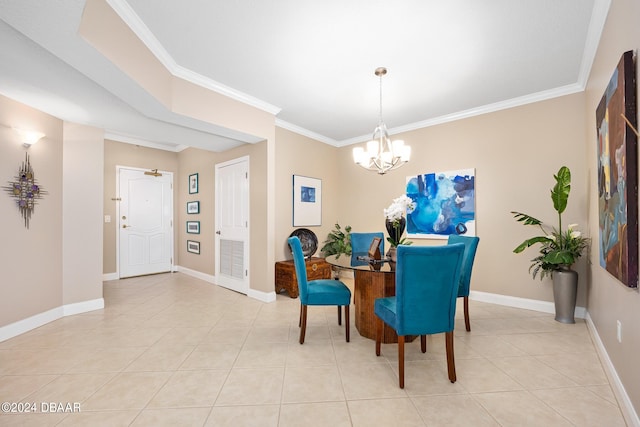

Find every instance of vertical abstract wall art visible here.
[596,50,638,288]
[406,168,476,239]
[3,153,46,229]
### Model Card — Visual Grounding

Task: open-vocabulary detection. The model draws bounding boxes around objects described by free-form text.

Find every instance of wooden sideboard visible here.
[275,257,332,298]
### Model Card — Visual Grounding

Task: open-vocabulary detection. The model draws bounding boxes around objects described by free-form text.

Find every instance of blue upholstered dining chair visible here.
[288,236,352,344]
[350,232,384,263]
[374,244,465,388]
[447,235,480,332]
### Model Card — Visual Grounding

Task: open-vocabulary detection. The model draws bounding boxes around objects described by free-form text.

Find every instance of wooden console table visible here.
[275,257,331,298]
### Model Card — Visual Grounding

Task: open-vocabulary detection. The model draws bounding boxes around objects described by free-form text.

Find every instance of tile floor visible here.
[0,272,628,426]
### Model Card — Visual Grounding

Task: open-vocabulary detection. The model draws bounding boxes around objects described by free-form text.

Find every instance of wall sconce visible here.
[13,128,45,148]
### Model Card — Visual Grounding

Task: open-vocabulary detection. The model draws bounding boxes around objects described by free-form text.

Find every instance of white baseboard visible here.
[63,298,104,316]
[177,265,276,303]
[103,265,178,282]
[176,265,215,283]
[585,313,640,427]
[469,290,586,319]
[0,298,104,343]
[249,289,277,303]
[102,272,119,281]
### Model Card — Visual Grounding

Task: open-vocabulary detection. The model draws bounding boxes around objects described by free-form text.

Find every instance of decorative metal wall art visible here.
[3,153,46,229]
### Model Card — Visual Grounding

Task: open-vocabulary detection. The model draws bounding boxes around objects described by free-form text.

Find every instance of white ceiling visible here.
[0,0,608,152]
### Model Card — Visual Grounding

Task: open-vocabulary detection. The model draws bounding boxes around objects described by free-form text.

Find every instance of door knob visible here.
[216,230,221,235]
[122,224,128,228]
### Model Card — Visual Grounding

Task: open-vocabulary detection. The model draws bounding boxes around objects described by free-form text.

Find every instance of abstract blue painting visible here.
[406,168,476,239]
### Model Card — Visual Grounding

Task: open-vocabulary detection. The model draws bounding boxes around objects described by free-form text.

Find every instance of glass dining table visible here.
[324,254,415,343]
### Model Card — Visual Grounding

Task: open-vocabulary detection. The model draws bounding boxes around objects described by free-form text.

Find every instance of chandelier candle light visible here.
[353,67,411,174]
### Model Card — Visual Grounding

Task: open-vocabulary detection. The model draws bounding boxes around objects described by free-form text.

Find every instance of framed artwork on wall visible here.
[187,201,200,214]
[186,221,200,234]
[187,240,200,254]
[406,168,476,239]
[293,175,322,226]
[189,173,198,194]
[596,50,638,288]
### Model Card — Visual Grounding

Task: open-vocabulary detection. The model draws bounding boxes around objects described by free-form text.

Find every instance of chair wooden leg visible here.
[344,305,350,342]
[299,305,308,344]
[337,306,342,326]
[421,335,427,353]
[375,317,382,356]
[445,331,456,383]
[298,304,302,327]
[464,296,471,332]
[398,335,405,389]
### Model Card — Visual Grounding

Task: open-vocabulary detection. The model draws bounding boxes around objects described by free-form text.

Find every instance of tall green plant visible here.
[511,166,589,279]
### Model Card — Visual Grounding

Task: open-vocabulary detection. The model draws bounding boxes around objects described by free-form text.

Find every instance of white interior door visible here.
[215,157,249,294]
[118,167,173,278]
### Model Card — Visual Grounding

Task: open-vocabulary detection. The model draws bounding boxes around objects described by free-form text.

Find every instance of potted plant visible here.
[320,223,352,258]
[384,195,416,261]
[511,166,589,323]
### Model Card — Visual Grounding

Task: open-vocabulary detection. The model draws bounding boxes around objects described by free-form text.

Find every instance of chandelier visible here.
[353,67,411,174]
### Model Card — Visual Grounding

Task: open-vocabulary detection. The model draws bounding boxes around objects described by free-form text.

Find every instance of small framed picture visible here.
[368,237,382,260]
[293,174,322,226]
[189,173,199,194]
[187,240,200,254]
[186,221,200,234]
[187,201,200,214]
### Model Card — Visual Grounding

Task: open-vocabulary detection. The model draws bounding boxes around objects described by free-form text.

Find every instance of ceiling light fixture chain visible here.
[352,67,411,175]
[376,67,385,127]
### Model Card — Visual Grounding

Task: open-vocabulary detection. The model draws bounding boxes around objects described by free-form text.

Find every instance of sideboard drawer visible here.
[275,257,332,298]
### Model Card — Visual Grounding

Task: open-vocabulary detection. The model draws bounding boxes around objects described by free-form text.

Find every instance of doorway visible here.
[117,167,173,278]
[215,157,249,294]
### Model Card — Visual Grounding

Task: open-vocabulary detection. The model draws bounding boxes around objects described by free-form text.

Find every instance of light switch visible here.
[104,215,111,223]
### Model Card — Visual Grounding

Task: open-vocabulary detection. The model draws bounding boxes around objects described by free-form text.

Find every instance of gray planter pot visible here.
[552,268,578,324]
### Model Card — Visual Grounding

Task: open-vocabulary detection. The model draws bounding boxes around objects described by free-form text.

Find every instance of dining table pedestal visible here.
[325,254,415,344]
[354,269,402,343]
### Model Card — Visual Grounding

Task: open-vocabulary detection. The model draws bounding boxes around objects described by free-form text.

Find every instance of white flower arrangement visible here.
[384,195,416,223]
[384,195,416,247]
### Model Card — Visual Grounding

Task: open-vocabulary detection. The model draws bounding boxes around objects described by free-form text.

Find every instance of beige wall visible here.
[336,93,589,306]
[584,0,640,415]
[103,140,179,275]
[80,0,173,107]
[274,127,342,261]
[3,0,639,416]
[177,141,272,293]
[103,138,274,295]
[63,123,104,305]
[0,95,63,326]
[1,95,103,329]
[177,147,215,275]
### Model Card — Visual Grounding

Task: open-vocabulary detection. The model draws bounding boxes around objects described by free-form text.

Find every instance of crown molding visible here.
[274,119,338,146]
[577,0,612,85]
[106,0,609,150]
[338,83,585,147]
[106,0,281,116]
[104,131,187,152]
